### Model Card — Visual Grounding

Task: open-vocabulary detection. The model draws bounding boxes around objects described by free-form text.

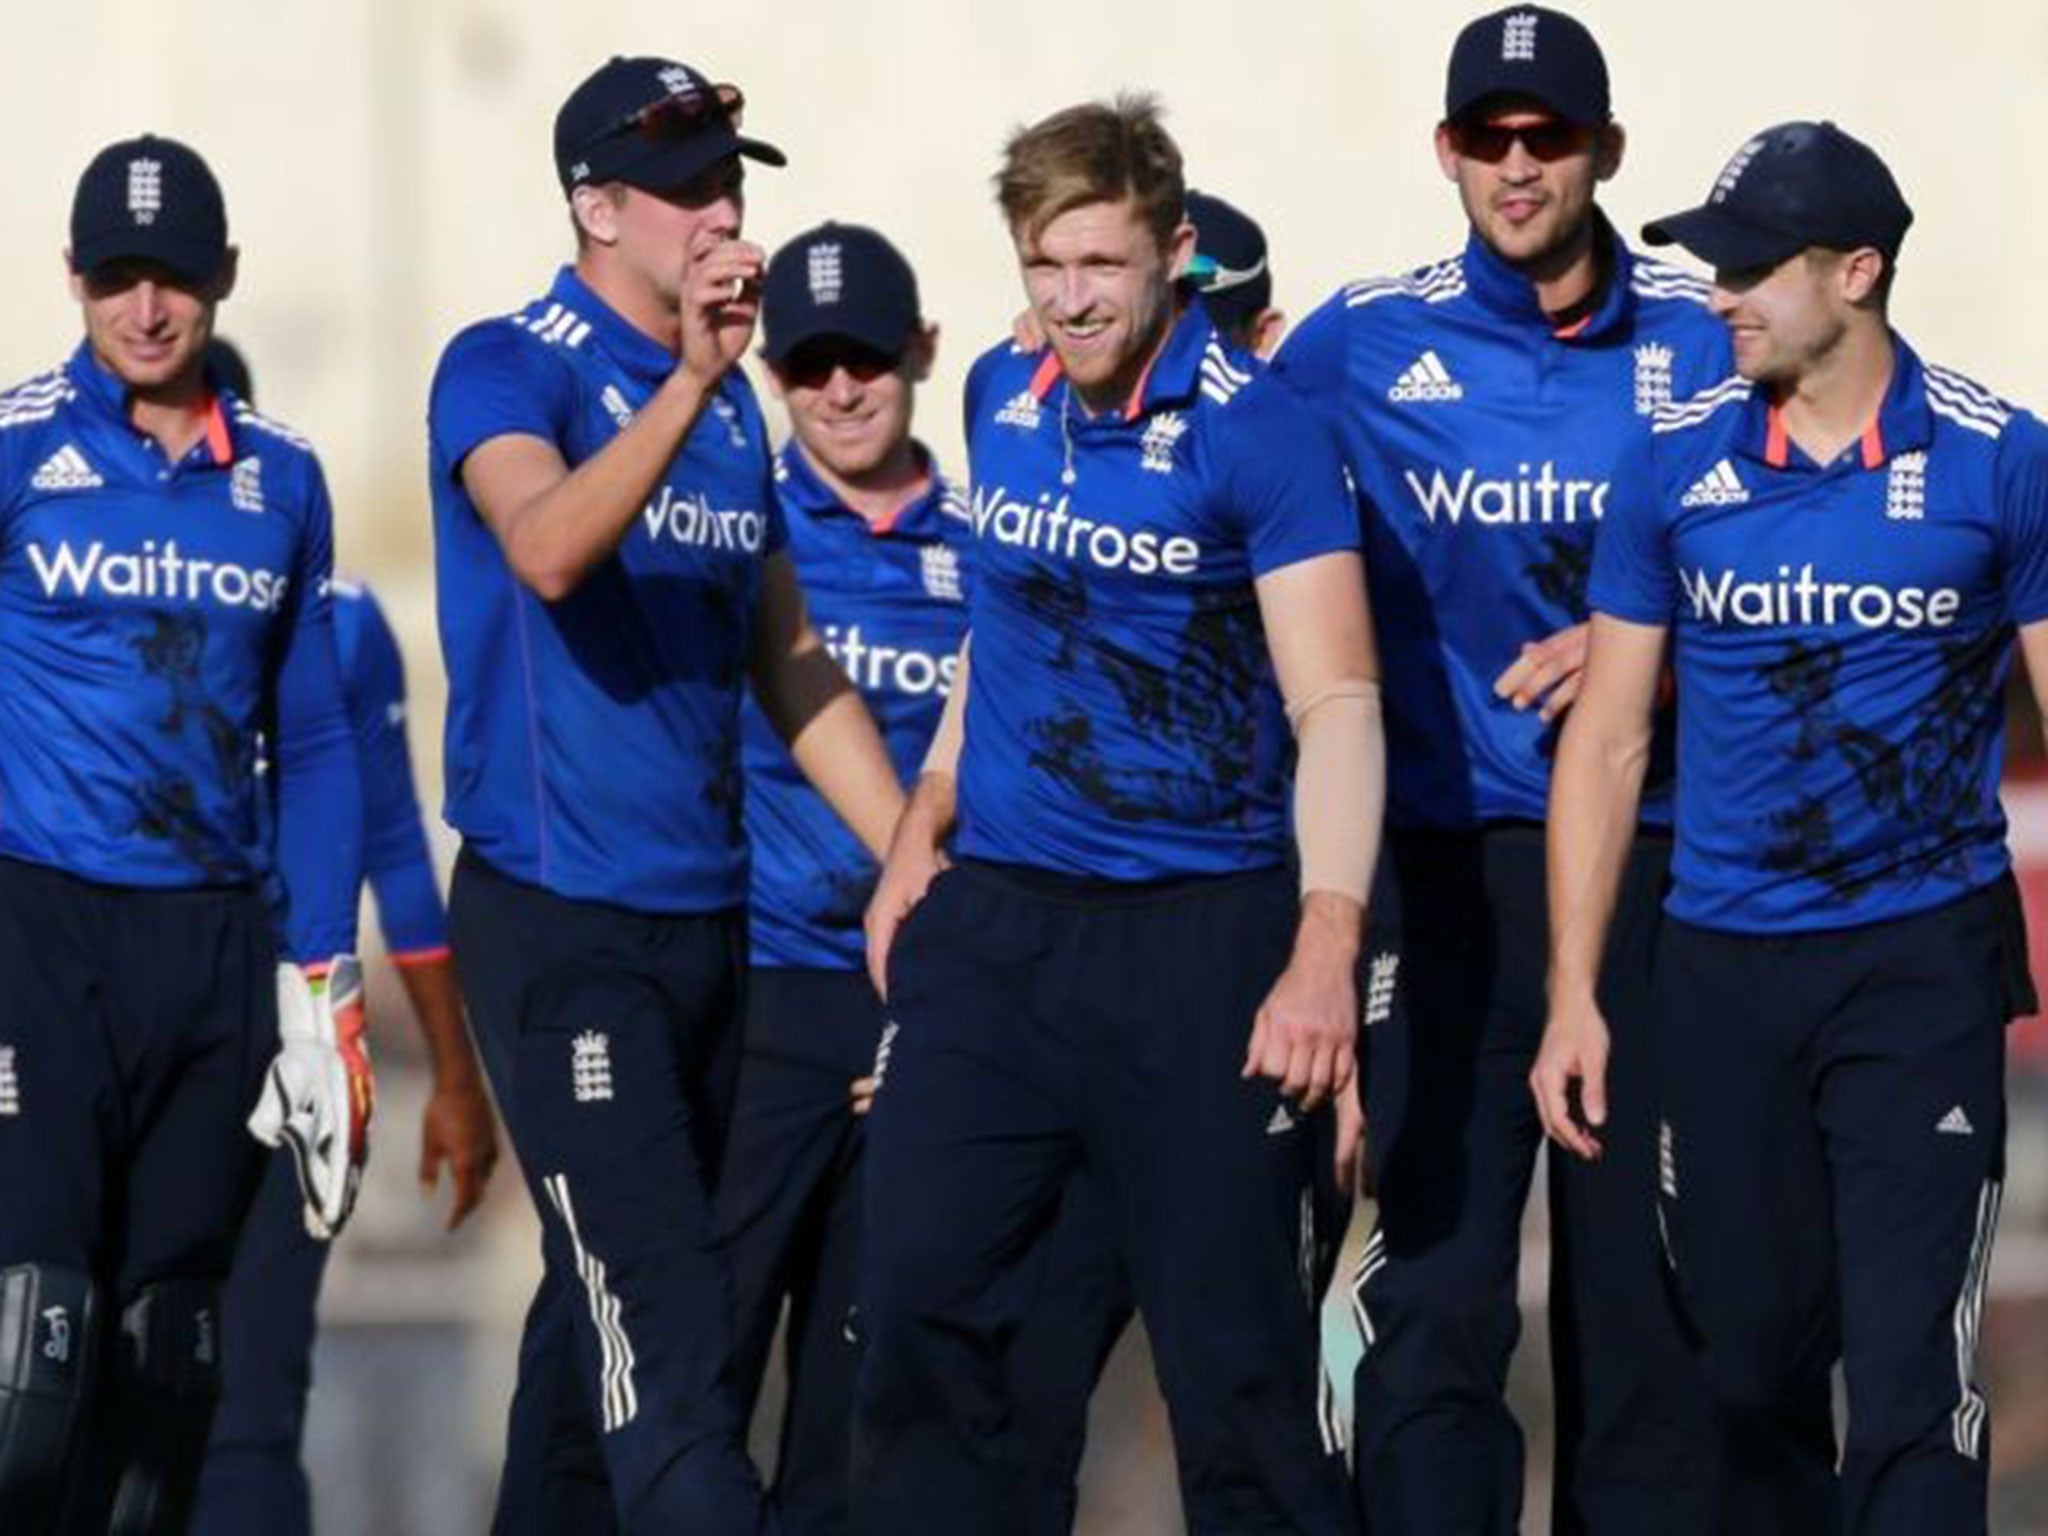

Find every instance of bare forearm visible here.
[499,371,713,600]
[895,768,959,854]
[394,957,484,1089]
[787,690,905,861]
[1546,716,1650,1003]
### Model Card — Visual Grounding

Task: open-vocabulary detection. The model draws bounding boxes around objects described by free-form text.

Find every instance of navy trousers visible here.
[1655,878,2023,1536]
[450,849,767,1536]
[719,966,1140,1536]
[1350,826,1722,1536]
[853,861,1353,1536]
[0,854,275,1531]
[190,1151,328,1536]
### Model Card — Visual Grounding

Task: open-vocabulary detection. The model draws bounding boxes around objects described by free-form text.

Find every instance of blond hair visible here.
[995,93,1185,248]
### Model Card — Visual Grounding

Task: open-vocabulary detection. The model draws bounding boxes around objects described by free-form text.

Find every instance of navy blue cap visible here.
[1183,190,1271,331]
[554,56,786,197]
[1445,7,1610,126]
[1644,121,1913,272]
[70,135,228,286]
[761,222,921,363]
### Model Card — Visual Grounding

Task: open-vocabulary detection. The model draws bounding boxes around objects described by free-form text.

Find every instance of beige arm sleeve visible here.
[919,637,972,778]
[1288,680,1385,905]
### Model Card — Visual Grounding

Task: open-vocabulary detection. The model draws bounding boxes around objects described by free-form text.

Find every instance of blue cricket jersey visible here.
[0,343,361,962]
[743,444,970,970]
[1591,339,2048,933]
[1273,223,1732,829]
[331,580,447,961]
[955,306,1357,881]
[428,266,786,914]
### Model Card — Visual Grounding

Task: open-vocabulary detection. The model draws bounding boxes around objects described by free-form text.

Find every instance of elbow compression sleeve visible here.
[1288,680,1385,906]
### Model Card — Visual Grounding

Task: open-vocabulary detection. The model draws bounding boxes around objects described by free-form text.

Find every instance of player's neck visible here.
[809,439,930,528]
[123,370,212,461]
[1521,218,1606,323]
[1773,322,1895,466]
[577,253,683,356]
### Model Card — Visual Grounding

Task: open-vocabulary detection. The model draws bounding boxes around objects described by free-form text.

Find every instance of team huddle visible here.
[0,4,2039,1534]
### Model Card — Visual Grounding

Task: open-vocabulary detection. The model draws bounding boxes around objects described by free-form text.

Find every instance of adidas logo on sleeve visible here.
[1680,458,1749,507]
[1388,350,1464,403]
[30,445,103,491]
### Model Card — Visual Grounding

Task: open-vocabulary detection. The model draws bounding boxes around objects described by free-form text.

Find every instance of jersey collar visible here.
[777,437,948,539]
[67,340,237,468]
[549,265,678,384]
[1734,333,1934,472]
[1024,302,1224,424]
[1461,212,1635,343]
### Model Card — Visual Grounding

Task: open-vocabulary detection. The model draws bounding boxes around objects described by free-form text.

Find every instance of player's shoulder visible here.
[1650,373,1754,439]
[965,338,1050,431]
[1337,252,1470,317]
[433,302,582,394]
[935,471,972,531]
[227,396,317,457]
[1626,251,1714,312]
[0,364,78,436]
[1919,356,2019,446]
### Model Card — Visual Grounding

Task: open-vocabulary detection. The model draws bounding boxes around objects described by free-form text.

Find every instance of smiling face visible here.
[770,326,934,485]
[1436,101,1622,275]
[1710,247,1882,387]
[1015,197,1194,411]
[70,255,232,396]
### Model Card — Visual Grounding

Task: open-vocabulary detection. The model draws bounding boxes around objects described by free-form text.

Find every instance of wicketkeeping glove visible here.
[249,955,374,1240]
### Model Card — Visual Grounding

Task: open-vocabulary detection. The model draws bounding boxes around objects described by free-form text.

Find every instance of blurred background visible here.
[6,0,2048,1529]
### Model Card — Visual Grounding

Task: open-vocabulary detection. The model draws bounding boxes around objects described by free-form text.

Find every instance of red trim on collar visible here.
[1120,352,1160,422]
[1859,419,1886,469]
[1551,315,1592,340]
[1027,351,1063,402]
[202,394,234,466]
[868,502,904,536]
[1764,403,1791,469]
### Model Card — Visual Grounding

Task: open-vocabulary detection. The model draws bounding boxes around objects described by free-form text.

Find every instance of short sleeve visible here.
[428,323,576,480]
[1587,433,1676,625]
[1213,379,1360,577]
[1995,411,2048,627]
[1268,292,1353,422]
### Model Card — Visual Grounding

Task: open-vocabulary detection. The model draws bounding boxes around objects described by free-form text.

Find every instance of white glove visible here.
[249,955,374,1240]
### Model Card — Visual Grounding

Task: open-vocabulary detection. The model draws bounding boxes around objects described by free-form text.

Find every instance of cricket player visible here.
[1000,185,1361,1532]
[0,137,365,1533]
[192,340,499,1536]
[1270,9,1737,1530]
[1542,120,2042,1536]
[428,55,903,1535]
[715,220,973,1533]
[856,95,1381,1535]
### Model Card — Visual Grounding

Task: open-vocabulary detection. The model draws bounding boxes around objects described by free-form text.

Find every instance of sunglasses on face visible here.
[780,341,901,390]
[1450,117,1593,164]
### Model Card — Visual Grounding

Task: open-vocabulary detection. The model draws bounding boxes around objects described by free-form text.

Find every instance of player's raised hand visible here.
[1531,994,1610,1161]
[680,233,766,388]
[1494,621,1591,723]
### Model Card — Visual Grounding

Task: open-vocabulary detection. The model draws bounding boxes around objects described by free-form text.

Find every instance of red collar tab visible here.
[1859,419,1886,469]
[1764,402,1791,469]
[1551,314,1592,341]
[202,393,234,467]
[1027,351,1063,402]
